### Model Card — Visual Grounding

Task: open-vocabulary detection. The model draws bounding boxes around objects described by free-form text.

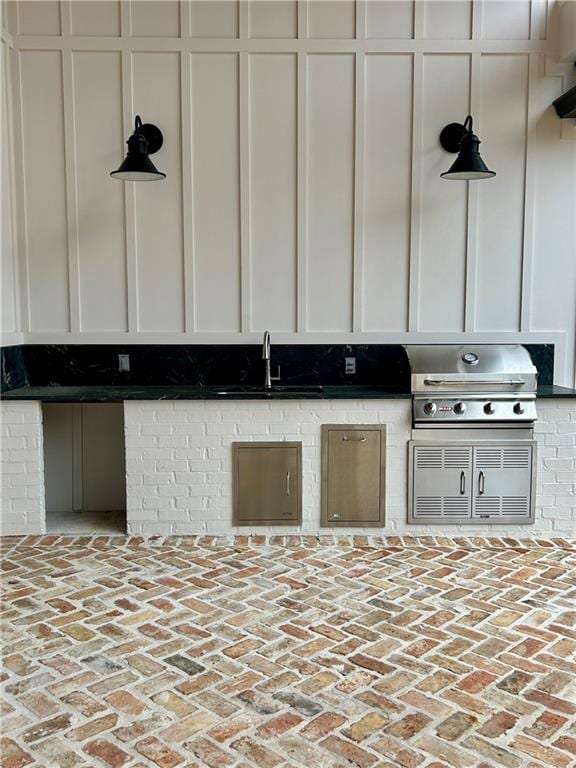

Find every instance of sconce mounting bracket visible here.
[137,123,164,154]
[439,122,468,153]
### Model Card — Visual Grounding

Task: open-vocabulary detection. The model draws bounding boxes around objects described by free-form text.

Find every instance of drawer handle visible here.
[342,436,367,442]
[479,470,485,495]
[460,471,466,495]
[286,471,291,496]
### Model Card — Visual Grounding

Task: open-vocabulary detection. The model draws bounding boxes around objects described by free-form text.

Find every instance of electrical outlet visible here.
[118,354,130,372]
[345,357,356,375]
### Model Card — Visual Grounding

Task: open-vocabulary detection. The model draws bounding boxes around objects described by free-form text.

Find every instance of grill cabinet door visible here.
[233,443,302,525]
[322,425,386,526]
[472,445,534,521]
[411,445,472,522]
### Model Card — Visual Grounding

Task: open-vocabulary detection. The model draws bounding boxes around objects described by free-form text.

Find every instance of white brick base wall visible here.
[123,398,576,538]
[1,398,574,537]
[0,401,45,535]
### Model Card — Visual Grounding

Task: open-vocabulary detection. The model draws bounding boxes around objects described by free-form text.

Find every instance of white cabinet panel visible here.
[73,52,127,332]
[307,54,355,332]
[43,404,126,514]
[133,52,184,332]
[191,53,241,331]
[366,1,414,39]
[43,404,75,513]
[82,404,126,511]
[364,54,412,331]
[17,1,60,35]
[130,0,180,36]
[476,54,528,331]
[71,1,121,36]
[424,0,471,39]
[249,54,297,331]
[190,1,238,37]
[308,0,356,38]
[419,54,470,332]
[482,0,531,39]
[249,0,297,38]
[20,50,70,331]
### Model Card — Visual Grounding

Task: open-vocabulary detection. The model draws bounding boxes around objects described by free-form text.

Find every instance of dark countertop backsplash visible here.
[0,342,556,395]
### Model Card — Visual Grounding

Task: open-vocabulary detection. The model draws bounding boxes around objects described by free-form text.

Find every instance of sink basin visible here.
[213,385,323,396]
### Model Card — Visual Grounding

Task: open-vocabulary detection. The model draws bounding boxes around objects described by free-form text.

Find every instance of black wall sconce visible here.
[110,115,166,181]
[439,115,495,180]
[553,83,576,119]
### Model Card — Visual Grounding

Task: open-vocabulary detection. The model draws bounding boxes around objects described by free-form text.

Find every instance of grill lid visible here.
[405,345,537,394]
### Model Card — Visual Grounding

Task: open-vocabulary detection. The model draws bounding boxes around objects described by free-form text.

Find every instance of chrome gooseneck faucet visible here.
[262,330,280,389]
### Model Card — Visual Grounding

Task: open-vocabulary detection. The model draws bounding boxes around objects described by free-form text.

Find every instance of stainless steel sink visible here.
[213,385,323,396]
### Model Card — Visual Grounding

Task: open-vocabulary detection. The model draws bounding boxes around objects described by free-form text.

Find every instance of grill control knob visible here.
[484,402,496,415]
[513,402,526,415]
[423,402,437,415]
[454,402,466,415]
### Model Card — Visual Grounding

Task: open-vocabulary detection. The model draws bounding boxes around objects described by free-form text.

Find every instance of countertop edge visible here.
[0,386,412,402]
[2,385,576,402]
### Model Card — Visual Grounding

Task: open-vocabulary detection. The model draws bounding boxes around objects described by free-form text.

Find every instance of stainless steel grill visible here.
[405,344,538,428]
[404,345,537,525]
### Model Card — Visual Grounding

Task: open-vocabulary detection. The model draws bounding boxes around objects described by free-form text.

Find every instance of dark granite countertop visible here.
[0,384,412,402]
[536,385,576,399]
[3,384,575,403]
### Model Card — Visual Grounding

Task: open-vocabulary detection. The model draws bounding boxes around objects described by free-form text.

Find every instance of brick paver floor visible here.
[1,534,575,767]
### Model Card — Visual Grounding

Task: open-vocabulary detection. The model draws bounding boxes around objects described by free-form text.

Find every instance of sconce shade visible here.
[111,116,166,181]
[439,116,495,181]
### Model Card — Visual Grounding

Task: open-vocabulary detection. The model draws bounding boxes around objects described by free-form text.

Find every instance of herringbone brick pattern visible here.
[1,534,575,768]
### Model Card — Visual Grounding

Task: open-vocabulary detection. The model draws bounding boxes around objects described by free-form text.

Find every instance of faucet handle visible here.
[271,365,281,382]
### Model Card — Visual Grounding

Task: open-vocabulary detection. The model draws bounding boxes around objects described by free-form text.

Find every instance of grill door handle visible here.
[424,378,525,386]
[286,471,291,496]
[342,435,367,442]
[478,471,485,495]
[460,471,466,495]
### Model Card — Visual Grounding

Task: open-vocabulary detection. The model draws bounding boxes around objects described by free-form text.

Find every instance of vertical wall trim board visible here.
[239,2,250,332]
[181,51,194,332]
[414,0,425,40]
[5,41,22,335]
[180,0,191,39]
[239,50,251,332]
[472,0,483,41]
[521,52,538,332]
[298,0,309,39]
[408,51,423,331]
[465,52,481,332]
[62,47,81,332]
[297,50,308,332]
[356,0,367,41]
[12,50,30,333]
[120,5,138,333]
[352,51,365,332]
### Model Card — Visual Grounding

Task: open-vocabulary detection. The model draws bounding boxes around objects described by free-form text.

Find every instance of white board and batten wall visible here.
[1,0,575,386]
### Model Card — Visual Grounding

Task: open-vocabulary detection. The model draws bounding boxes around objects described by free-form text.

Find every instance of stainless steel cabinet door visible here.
[233,442,301,525]
[472,445,535,521]
[411,444,472,522]
[321,425,386,526]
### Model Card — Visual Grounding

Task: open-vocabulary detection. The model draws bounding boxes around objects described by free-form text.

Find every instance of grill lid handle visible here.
[424,378,526,386]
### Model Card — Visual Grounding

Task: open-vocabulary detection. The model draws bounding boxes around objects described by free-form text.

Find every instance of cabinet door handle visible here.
[460,471,466,495]
[286,471,291,496]
[342,435,367,442]
[479,470,485,495]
